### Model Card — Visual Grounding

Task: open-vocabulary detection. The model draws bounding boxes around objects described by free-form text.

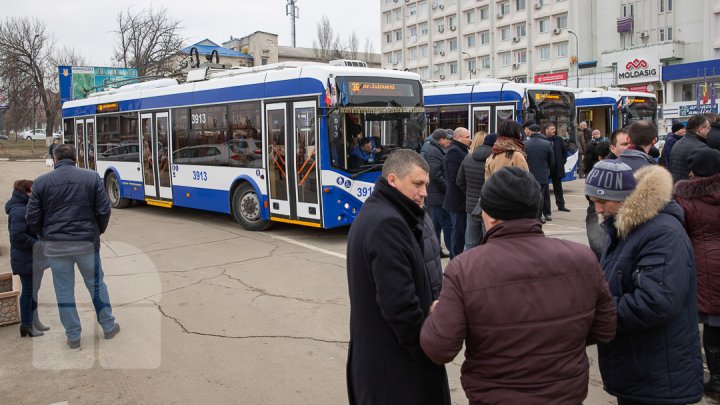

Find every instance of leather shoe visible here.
[33,314,50,332]
[440,250,450,258]
[558,207,571,212]
[540,218,547,224]
[544,214,552,222]
[20,325,44,337]
[104,323,121,339]
[67,338,81,349]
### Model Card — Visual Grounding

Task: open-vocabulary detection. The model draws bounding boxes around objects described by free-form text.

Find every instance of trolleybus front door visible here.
[74,118,93,169]
[140,112,173,202]
[265,101,321,226]
[472,106,490,135]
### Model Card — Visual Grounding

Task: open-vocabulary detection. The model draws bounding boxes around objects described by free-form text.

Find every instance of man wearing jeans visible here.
[27,144,119,349]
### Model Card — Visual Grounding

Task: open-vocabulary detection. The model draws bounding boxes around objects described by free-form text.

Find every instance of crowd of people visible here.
[346,112,720,404]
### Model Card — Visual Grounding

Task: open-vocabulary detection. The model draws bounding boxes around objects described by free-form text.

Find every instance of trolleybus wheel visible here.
[106,172,131,209]
[232,183,271,231]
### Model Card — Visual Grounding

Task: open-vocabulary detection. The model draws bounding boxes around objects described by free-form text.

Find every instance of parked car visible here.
[0,133,8,141]
[18,128,61,141]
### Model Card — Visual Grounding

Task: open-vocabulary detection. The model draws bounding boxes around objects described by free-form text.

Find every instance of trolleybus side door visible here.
[292,101,321,223]
[74,118,92,169]
[140,111,173,201]
[266,103,291,218]
[495,106,515,133]
[472,106,491,135]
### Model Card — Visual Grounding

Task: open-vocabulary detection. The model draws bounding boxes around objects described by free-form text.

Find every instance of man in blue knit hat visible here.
[586,160,703,405]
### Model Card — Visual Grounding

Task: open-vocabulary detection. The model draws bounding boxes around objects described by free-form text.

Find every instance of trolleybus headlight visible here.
[344,203,350,209]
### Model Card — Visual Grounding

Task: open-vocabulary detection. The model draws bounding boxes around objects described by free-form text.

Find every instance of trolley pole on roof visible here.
[286,0,299,48]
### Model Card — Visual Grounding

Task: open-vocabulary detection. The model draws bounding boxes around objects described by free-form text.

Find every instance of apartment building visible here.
[380,0,720,111]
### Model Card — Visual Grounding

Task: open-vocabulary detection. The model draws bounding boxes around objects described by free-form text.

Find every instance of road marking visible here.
[268,234,347,260]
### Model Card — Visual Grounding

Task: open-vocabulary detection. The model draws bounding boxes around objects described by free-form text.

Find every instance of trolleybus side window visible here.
[63,118,74,146]
[228,102,262,168]
[96,113,139,162]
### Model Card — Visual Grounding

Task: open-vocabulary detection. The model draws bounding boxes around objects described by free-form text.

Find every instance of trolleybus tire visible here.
[105,172,131,209]
[232,183,271,231]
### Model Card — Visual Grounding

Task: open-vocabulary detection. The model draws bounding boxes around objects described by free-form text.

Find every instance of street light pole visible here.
[461,52,472,80]
[567,29,579,88]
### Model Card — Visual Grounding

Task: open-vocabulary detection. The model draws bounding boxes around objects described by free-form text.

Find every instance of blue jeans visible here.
[49,251,115,340]
[429,204,452,253]
[449,211,467,258]
[19,270,44,327]
[464,212,485,252]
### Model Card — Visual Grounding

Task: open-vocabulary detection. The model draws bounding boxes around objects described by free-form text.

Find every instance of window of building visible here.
[435,18,445,32]
[539,0,549,4]
[516,0,526,11]
[420,22,429,35]
[539,18,550,33]
[468,59,477,72]
[386,33,392,44]
[556,14,568,29]
[480,30,490,45]
[420,44,429,57]
[538,45,550,60]
[480,6,489,20]
[419,1,428,15]
[556,41,568,57]
[448,15,456,29]
[514,49,527,64]
[410,26,418,37]
[448,0,456,4]
[668,0,672,11]
[500,52,511,67]
[434,40,445,54]
[501,26,511,41]
[409,47,417,60]
[515,23,526,38]
[450,62,458,75]
[448,38,457,51]
[396,30,402,41]
[623,4,634,17]
[393,50,403,64]
[408,4,417,18]
[394,8,402,21]
[481,55,491,69]
[667,26,673,40]
[500,2,511,15]
[660,28,665,41]
[436,64,445,75]
[386,53,393,64]
[681,83,696,101]
[419,66,429,80]
[385,12,392,24]
[466,10,476,24]
[467,34,477,48]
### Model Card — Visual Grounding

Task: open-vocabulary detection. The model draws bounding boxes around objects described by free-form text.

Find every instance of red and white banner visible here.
[625,84,653,93]
[534,72,568,86]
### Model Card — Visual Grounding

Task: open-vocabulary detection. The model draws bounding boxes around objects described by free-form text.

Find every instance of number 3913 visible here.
[192,171,208,181]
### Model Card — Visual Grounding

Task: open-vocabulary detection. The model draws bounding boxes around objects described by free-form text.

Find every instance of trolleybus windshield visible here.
[527,89,576,142]
[624,96,657,125]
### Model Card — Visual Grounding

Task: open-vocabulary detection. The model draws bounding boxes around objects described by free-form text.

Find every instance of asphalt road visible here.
[0,160,713,404]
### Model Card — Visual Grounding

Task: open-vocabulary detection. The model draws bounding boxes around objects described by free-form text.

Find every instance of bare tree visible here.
[113,7,184,77]
[347,31,359,60]
[0,17,58,137]
[313,15,338,62]
[362,38,375,64]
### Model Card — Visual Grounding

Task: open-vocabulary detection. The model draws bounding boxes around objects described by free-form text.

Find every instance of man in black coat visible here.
[670,114,712,182]
[442,127,471,257]
[706,113,720,150]
[421,128,453,257]
[545,123,571,213]
[346,150,450,405]
[26,144,119,349]
[524,122,554,222]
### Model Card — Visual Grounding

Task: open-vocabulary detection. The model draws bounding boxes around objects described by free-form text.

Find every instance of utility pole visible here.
[286,0,299,48]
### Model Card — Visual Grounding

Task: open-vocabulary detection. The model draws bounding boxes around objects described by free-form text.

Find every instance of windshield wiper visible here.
[351,164,383,179]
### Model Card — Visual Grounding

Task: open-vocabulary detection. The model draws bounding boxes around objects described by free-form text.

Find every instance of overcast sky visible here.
[4,0,381,66]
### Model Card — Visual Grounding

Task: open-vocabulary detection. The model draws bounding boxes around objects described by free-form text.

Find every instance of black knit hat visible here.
[689,147,720,177]
[671,122,685,133]
[480,167,541,220]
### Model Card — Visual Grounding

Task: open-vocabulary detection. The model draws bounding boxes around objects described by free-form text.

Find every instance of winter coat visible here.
[5,191,39,276]
[708,121,720,150]
[597,165,703,404]
[674,173,720,316]
[421,213,443,300]
[524,133,554,185]
[670,131,710,182]
[420,219,616,405]
[26,159,112,257]
[660,132,682,169]
[442,140,469,213]
[421,140,447,206]
[346,177,450,405]
[484,139,529,181]
[616,148,655,172]
[548,136,568,179]
[456,145,491,213]
[420,134,434,155]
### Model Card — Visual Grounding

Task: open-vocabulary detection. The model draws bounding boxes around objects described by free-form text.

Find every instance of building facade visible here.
[380,0,720,106]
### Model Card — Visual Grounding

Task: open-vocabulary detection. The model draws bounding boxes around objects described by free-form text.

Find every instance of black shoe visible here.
[440,250,450,258]
[705,345,720,396]
[67,338,81,349]
[544,214,552,222]
[540,218,547,224]
[104,323,120,339]
[558,207,571,212]
[19,325,44,337]
[33,314,50,331]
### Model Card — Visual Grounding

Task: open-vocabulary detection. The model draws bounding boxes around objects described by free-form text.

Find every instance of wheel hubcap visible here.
[240,192,260,222]
[108,178,119,203]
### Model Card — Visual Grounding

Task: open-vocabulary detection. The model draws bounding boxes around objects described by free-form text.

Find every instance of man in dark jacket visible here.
[442,127,471,258]
[670,113,712,182]
[524,123,554,222]
[586,161,704,405]
[421,167,616,404]
[457,133,495,250]
[545,123,570,212]
[26,144,119,349]
[577,121,591,178]
[346,149,450,405]
[616,120,656,172]
[706,113,720,150]
[660,122,685,169]
[421,128,452,257]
